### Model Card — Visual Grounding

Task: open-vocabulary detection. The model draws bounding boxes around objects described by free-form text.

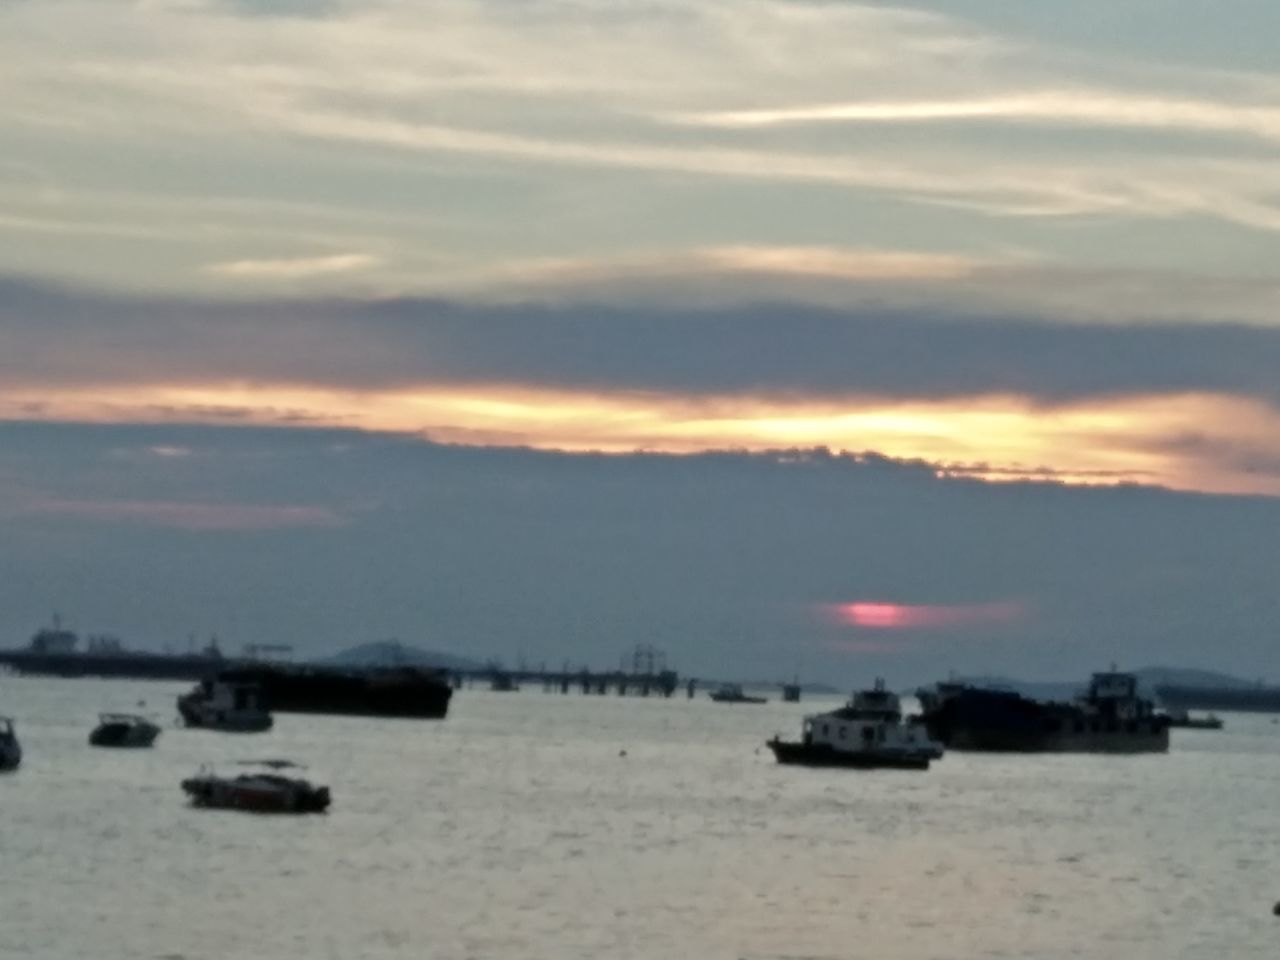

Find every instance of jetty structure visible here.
[452,645,682,697]
[1,621,812,709]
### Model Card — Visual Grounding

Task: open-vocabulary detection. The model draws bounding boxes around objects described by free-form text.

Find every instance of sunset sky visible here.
[2,1,1278,681]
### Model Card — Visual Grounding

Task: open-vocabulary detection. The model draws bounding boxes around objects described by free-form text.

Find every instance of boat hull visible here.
[89,722,161,748]
[220,665,453,719]
[182,774,330,813]
[768,738,932,770]
[0,743,19,771]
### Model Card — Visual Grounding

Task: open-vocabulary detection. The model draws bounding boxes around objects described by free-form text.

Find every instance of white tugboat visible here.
[0,716,20,771]
[768,679,944,770]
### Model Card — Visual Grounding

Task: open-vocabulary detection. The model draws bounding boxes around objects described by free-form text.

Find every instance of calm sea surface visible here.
[2,675,1279,960]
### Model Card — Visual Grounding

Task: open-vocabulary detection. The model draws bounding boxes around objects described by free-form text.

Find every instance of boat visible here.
[178,678,273,732]
[768,679,943,770]
[214,663,453,719]
[89,713,161,747]
[181,765,330,813]
[710,684,767,704]
[916,669,1170,752]
[0,616,226,681]
[0,716,20,771]
[1165,709,1223,730]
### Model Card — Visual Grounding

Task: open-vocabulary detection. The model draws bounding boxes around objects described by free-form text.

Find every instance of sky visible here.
[2,0,1278,683]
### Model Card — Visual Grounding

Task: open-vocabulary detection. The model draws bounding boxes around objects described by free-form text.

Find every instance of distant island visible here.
[321,640,488,673]
[924,666,1262,703]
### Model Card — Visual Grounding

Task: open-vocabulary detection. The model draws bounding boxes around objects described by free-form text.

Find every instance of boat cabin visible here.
[801,680,942,757]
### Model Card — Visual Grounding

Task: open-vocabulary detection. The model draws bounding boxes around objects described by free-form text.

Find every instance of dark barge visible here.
[916,670,1169,753]
[214,663,453,719]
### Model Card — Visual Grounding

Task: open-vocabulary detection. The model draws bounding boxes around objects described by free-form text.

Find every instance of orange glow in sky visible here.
[829,601,1027,630]
[1,381,1278,496]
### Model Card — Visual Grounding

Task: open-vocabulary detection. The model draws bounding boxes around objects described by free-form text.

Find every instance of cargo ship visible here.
[916,669,1169,752]
[0,618,225,681]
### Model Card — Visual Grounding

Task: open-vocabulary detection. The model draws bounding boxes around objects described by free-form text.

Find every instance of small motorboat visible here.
[181,765,330,813]
[89,713,162,747]
[709,684,767,704]
[1165,709,1224,730]
[178,678,273,732]
[0,716,21,771]
[768,679,944,770]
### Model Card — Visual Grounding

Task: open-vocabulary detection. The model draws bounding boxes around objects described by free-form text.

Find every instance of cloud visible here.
[825,600,1028,630]
[674,91,1280,145]
[6,0,1280,306]
[205,252,379,278]
[4,274,1280,494]
[22,497,345,530]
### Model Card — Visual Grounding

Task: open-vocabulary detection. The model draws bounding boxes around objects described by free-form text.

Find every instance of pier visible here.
[453,645,681,697]
[449,645,802,702]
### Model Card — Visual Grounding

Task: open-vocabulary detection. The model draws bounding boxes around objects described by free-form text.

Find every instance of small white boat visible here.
[1165,709,1223,730]
[0,716,20,771]
[178,678,272,732]
[89,713,162,748]
[768,679,944,770]
[181,764,330,813]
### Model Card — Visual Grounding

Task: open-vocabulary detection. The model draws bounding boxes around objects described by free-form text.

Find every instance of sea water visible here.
[2,675,1278,960]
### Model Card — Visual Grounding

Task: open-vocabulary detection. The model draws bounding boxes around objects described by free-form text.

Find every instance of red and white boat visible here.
[181,763,329,813]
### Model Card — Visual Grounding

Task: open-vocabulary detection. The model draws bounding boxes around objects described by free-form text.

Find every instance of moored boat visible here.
[1165,709,1223,730]
[181,765,330,813]
[178,678,273,732]
[89,713,161,747]
[0,716,20,771]
[768,679,943,770]
[710,683,767,704]
[917,669,1170,752]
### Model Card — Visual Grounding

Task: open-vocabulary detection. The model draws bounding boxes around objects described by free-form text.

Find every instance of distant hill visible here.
[321,641,486,672]
[923,666,1257,703]
[1134,666,1259,690]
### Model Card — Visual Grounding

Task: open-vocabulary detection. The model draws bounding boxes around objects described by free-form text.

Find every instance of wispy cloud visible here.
[205,252,379,279]
[5,0,1280,301]
[23,497,345,530]
[675,91,1280,143]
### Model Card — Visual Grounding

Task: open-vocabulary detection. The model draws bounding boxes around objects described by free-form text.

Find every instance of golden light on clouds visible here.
[3,382,1277,496]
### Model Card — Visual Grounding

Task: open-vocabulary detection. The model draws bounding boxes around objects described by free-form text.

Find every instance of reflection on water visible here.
[2,675,1278,959]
